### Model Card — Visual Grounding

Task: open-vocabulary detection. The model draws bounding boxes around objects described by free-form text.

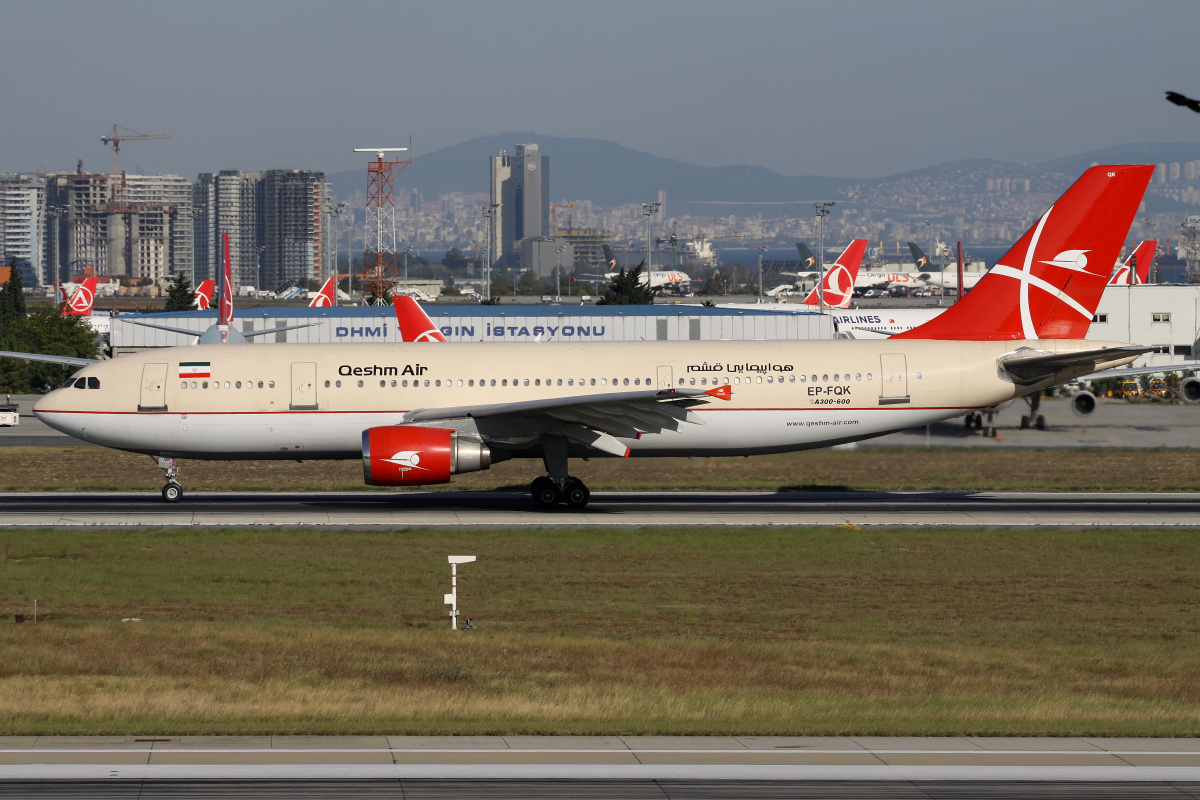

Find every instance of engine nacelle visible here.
[1182,377,1200,404]
[1071,390,1097,417]
[361,426,491,486]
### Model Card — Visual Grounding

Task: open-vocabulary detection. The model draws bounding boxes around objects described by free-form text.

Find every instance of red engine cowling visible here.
[361,426,491,486]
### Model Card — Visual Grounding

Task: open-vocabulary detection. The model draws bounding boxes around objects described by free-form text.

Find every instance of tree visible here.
[0,258,26,331]
[164,272,194,312]
[442,247,469,272]
[489,276,513,297]
[516,269,541,296]
[597,263,655,305]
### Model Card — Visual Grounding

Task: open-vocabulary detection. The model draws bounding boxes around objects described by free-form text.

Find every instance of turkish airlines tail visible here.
[218,232,234,328]
[192,280,215,310]
[393,295,447,342]
[309,276,337,307]
[894,164,1154,341]
[61,277,98,317]
[798,239,867,309]
[1109,240,1157,285]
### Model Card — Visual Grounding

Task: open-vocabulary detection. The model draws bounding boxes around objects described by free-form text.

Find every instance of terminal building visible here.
[108,304,834,354]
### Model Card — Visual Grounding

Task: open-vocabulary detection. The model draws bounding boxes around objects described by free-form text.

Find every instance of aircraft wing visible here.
[0,350,99,367]
[999,345,1149,385]
[122,320,316,339]
[242,323,318,339]
[401,387,728,456]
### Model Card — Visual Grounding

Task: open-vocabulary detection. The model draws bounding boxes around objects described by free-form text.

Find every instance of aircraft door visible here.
[289,362,318,410]
[657,365,674,390]
[878,353,910,405]
[138,363,168,412]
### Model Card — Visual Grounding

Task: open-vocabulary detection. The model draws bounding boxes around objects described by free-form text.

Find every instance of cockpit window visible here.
[62,377,77,388]
[87,377,100,389]
[74,379,86,390]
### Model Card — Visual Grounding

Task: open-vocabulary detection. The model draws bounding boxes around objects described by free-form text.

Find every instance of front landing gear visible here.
[154,456,183,503]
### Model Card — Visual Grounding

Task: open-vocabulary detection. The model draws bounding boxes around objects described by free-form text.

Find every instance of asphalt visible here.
[3,736,1200,785]
[0,488,1197,528]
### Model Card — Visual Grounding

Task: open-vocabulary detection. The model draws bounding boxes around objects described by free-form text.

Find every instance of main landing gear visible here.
[963,410,1000,438]
[155,456,183,503]
[530,436,591,509]
[1019,391,1047,431]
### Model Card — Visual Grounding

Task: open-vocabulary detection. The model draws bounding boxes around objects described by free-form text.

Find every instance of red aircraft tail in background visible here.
[61,277,98,317]
[798,239,867,309]
[1109,240,1157,285]
[309,276,337,307]
[393,295,447,342]
[192,279,215,310]
[894,165,1154,341]
[218,232,234,328]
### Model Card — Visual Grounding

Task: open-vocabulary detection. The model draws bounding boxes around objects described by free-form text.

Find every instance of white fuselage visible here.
[34,338,1125,463]
[910,271,985,291]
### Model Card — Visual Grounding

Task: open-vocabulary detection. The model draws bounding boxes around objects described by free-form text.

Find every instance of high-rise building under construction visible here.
[193,169,328,289]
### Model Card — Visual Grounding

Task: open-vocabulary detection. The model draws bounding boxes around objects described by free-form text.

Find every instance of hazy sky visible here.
[3,0,1198,181]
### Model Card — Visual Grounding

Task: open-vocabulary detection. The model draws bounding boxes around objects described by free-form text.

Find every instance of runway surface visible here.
[4,736,1200,797]
[2,488,1199,527]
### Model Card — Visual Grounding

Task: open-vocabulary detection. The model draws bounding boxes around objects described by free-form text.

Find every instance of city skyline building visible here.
[0,174,45,284]
[490,142,549,263]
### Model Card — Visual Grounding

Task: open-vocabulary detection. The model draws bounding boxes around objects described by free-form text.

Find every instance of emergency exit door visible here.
[289,362,318,411]
[878,353,910,405]
[657,365,674,390]
[137,363,168,412]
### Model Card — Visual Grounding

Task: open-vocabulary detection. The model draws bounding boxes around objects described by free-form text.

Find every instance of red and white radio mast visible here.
[353,146,411,303]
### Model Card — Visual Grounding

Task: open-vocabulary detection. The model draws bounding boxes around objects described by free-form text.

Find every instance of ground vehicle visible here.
[0,399,18,427]
[1149,378,1169,398]
[1122,379,1141,400]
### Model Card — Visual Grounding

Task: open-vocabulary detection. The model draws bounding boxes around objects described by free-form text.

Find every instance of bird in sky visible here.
[1166,90,1200,113]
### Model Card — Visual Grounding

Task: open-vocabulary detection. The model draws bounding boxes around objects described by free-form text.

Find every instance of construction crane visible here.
[100,125,170,177]
[550,202,574,236]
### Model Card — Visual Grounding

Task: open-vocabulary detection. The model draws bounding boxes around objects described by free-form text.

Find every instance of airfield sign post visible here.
[445,555,476,630]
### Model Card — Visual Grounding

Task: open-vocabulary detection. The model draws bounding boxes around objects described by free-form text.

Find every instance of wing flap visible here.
[1000,345,1150,385]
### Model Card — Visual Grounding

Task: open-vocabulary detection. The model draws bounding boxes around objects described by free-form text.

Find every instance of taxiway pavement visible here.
[1,489,1198,527]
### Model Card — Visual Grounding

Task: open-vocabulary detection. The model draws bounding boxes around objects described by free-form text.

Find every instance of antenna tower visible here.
[353,146,410,302]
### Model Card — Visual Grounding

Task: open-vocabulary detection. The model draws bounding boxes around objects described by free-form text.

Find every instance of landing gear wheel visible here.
[973,414,983,431]
[964,413,975,429]
[563,478,590,509]
[1035,415,1046,431]
[1020,415,1030,429]
[531,476,561,509]
[162,482,182,503]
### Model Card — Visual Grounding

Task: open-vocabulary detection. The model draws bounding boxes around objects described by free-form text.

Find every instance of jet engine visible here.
[1182,377,1200,404]
[361,426,491,486]
[1070,390,1097,417]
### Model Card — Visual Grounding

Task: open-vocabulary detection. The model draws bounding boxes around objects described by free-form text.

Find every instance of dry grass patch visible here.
[2,527,1200,734]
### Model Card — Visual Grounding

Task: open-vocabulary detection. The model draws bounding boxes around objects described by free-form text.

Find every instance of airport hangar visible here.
[108,304,834,353]
[107,285,1200,372]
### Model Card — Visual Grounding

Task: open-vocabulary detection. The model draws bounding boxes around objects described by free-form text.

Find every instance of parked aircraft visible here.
[797,240,867,308]
[393,296,447,342]
[906,243,985,292]
[192,280,216,310]
[1108,240,1156,285]
[309,277,337,307]
[60,278,98,317]
[17,165,1155,509]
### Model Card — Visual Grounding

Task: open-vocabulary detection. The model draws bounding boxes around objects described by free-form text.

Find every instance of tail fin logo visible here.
[67,285,93,314]
[916,256,928,269]
[988,210,1094,339]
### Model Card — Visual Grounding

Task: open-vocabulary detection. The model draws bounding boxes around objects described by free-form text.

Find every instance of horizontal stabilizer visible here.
[1000,345,1149,385]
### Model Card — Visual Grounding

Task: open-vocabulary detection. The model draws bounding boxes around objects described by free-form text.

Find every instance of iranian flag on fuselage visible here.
[179,362,211,379]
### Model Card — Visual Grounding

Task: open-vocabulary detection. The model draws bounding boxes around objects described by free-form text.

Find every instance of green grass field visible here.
[3,445,1200,491]
[2,526,1199,736]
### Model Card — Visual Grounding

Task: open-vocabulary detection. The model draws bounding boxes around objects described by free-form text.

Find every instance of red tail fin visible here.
[393,295,447,342]
[218,232,234,326]
[894,165,1153,340]
[799,239,866,308]
[62,277,98,317]
[192,279,215,310]
[1128,239,1156,285]
[309,276,336,307]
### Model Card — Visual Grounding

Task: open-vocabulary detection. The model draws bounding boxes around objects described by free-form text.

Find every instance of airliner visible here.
[18,165,1155,509]
[309,276,337,307]
[59,277,113,335]
[796,239,867,308]
[1108,240,1156,285]
[907,243,985,292]
[192,280,215,310]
